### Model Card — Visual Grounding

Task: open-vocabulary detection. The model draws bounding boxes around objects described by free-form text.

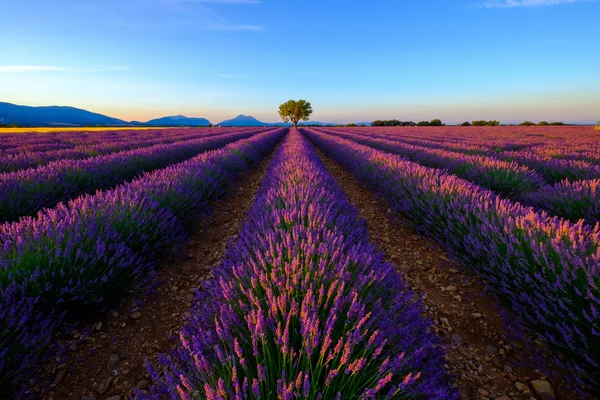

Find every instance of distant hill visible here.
[145,115,211,126]
[217,115,340,127]
[0,101,343,128]
[218,115,268,127]
[0,101,127,127]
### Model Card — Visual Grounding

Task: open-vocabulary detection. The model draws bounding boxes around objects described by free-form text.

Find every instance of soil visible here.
[314,147,587,400]
[41,145,279,400]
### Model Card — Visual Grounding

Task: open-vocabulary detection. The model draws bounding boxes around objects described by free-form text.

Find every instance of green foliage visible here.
[549,122,565,126]
[519,121,536,126]
[278,99,313,127]
[461,121,471,126]
[372,120,415,126]
[416,119,445,126]
[346,123,357,127]
[472,120,500,126]
[538,121,549,126]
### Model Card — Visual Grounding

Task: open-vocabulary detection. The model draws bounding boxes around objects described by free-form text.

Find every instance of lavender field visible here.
[1,126,599,399]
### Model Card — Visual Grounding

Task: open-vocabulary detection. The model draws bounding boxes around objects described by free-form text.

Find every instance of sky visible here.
[0,0,599,124]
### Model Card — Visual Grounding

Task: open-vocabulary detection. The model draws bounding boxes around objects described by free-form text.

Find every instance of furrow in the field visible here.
[42,131,284,400]
[0,128,287,399]
[302,127,600,394]
[0,128,275,222]
[142,129,456,399]
[312,140,584,400]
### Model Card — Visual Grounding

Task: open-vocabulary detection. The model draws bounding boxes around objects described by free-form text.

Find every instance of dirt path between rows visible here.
[42,145,280,400]
[314,147,583,400]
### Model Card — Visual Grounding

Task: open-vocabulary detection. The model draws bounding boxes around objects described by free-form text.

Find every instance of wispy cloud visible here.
[0,66,129,73]
[158,0,264,30]
[482,0,593,7]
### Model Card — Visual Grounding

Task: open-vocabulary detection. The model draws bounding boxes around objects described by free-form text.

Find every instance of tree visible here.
[461,121,471,126]
[538,121,549,126]
[278,99,313,128]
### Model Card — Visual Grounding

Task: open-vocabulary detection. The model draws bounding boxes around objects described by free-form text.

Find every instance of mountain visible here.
[217,115,340,127]
[217,115,268,127]
[145,115,211,126]
[0,101,127,126]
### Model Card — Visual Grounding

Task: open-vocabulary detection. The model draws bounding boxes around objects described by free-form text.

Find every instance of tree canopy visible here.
[278,99,313,128]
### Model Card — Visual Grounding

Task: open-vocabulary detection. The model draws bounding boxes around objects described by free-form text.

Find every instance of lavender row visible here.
[142,129,456,399]
[323,129,600,225]
[0,127,262,156]
[320,128,545,197]
[327,127,600,182]
[0,128,286,398]
[0,128,245,173]
[0,128,271,222]
[0,128,174,152]
[523,179,600,227]
[302,128,600,391]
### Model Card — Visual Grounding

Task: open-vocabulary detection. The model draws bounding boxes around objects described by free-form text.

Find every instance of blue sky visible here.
[0,0,599,124]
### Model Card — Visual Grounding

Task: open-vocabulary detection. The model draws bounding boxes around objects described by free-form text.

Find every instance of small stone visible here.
[106,354,120,372]
[451,333,464,345]
[131,311,142,319]
[106,396,122,400]
[472,313,482,319]
[515,382,528,392]
[486,345,498,356]
[171,286,179,292]
[81,395,96,400]
[186,293,195,303]
[95,322,103,331]
[137,380,150,390]
[446,285,457,292]
[382,236,390,243]
[440,317,450,327]
[495,396,510,400]
[96,377,113,395]
[478,389,490,397]
[530,380,554,400]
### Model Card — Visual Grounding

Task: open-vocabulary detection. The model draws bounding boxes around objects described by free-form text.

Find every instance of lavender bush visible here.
[0,128,268,222]
[325,128,545,198]
[0,128,286,398]
[143,129,456,399]
[524,179,600,226]
[303,128,600,391]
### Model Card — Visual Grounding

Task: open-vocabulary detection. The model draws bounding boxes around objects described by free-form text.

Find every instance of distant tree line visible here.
[372,119,444,127]
[461,120,500,126]
[518,121,565,126]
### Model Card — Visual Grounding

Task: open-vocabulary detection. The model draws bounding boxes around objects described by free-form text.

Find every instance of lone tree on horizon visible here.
[279,99,313,128]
